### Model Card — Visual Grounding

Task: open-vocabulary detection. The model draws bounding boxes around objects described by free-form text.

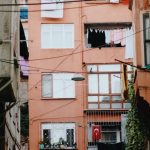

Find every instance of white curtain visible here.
[42,74,52,97]
[41,0,64,18]
[41,24,74,48]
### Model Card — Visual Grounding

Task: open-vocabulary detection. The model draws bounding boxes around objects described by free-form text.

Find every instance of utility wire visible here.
[0,4,109,13]
[0,0,116,6]
[16,26,150,62]
[0,1,125,13]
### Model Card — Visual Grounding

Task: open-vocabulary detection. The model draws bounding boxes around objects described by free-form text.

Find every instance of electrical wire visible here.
[0,0,116,6]
[30,99,78,121]
[15,26,150,62]
[0,1,126,13]
[0,24,149,109]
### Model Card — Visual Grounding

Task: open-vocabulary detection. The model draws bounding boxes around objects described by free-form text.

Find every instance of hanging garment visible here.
[95,30,101,47]
[88,28,93,44]
[105,30,111,44]
[101,31,106,47]
[125,28,134,59]
[121,29,126,46]
[113,29,123,44]
[20,21,29,60]
[20,56,29,77]
[91,29,98,48]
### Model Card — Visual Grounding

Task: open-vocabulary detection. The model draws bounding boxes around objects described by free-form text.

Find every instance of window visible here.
[41,0,64,18]
[87,123,121,145]
[87,64,131,109]
[42,73,75,98]
[41,24,74,48]
[41,123,76,149]
[143,13,150,66]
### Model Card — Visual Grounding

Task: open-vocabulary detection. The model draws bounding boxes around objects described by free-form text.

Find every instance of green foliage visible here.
[125,70,146,150]
[126,106,145,150]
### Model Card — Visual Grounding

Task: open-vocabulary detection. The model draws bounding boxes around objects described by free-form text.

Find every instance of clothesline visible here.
[85,23,132,31]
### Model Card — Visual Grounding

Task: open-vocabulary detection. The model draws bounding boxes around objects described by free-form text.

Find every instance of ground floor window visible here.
[41,122,76,149]
[87,122,121,146]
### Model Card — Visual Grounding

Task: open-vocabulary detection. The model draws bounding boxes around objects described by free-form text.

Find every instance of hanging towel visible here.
[20,56,29,77]
[114,29,123,44]
[105,30,111,44]
[125,28,134,59]
[121,29,126,46]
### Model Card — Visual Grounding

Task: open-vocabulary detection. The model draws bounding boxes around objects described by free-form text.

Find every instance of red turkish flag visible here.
[92,125,101,142]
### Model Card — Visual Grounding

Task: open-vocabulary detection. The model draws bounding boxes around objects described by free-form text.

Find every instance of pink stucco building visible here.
[27,0,133,149]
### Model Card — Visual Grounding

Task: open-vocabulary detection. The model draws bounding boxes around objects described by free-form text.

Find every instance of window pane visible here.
[88,96,98,102]
[99,96,110,102]
[111,74,121,93]
[112,103,122,109]
[112,96,122,101]
[88,104,98,109]
[41,24,74,48]
[145,42,150,65]
[98,64,120,72]
[144,16,150,40]
[42,74,52,97]
[99,74,109,94]
[88,74,98,94]
[100,103,110,109]
[64,31,73,48]
[123,103,131,109]
[87,65,97,72]
[52,31,63,48]
[101,132,116,143]
[53,73,75,98]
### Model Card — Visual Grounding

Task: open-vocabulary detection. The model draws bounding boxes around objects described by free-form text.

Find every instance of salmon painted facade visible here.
[27,0,133,149]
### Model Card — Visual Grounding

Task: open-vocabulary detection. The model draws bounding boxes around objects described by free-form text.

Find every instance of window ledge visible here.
[41,98,76,100]
[85,1,120,5]
[40,148,78,150]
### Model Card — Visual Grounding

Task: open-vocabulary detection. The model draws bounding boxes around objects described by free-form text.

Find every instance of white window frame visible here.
[41,122,76,148]
[142,12,150,66]
[41,24,74,49]
[42,73,75,99]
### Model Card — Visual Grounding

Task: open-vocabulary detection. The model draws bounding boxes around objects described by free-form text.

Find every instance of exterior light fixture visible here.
[71,73,85,81]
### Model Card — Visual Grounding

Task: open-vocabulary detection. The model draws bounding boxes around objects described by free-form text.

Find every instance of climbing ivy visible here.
[125,72,146,150]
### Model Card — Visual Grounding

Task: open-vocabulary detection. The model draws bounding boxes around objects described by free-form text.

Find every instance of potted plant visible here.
[39,140,44,149]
